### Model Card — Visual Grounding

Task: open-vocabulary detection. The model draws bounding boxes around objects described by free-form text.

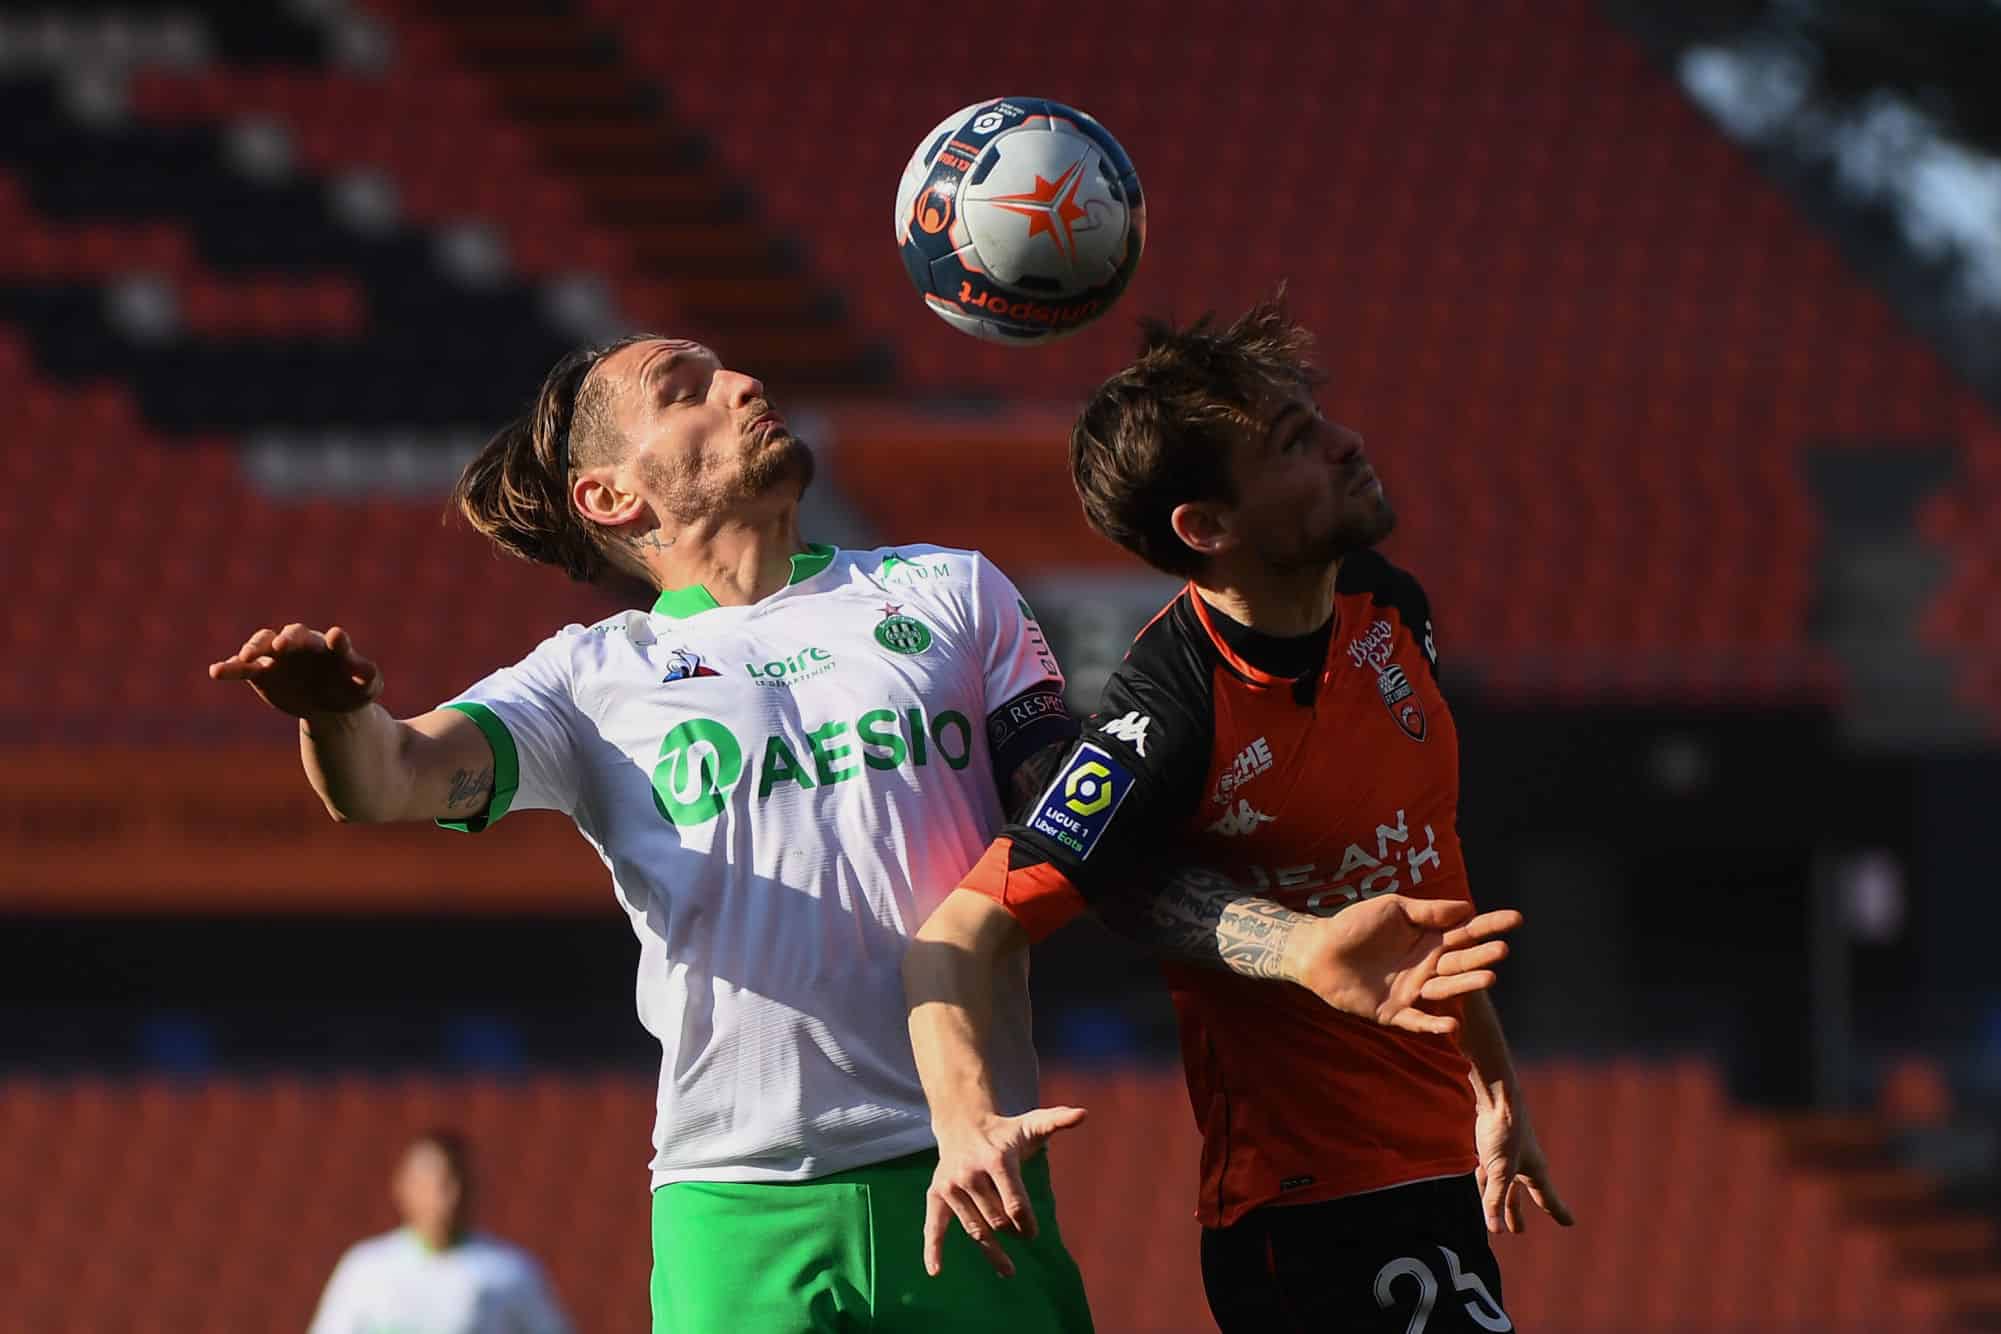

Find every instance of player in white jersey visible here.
[309,1129,572,1334]
[211,335,1518,1333]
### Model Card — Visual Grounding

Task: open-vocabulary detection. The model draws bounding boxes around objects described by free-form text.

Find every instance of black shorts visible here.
[1199,1173,1513,1333]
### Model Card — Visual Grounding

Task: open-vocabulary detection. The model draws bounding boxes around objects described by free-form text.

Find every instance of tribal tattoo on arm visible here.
[444,766,494,812]
[1095,867,1305,983]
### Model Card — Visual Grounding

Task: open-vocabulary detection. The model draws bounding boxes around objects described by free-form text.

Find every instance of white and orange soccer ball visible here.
[894,97,1145,344]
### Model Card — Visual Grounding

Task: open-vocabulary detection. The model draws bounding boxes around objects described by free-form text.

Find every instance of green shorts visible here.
[650,1147,1094,1333]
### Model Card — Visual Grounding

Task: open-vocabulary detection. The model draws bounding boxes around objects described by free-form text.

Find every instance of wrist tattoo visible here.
[1099,867,1302,982]
[445,766,493,810]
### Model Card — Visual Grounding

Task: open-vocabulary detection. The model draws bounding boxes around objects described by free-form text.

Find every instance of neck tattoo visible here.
[625,529,676,555]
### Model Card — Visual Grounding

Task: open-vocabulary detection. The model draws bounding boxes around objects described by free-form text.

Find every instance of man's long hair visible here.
[450,334,654,582]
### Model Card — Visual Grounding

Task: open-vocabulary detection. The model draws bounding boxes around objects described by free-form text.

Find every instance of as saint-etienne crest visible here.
[874,603,933,656]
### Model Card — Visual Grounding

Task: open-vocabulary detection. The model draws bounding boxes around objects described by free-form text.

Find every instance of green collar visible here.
[650,544,838,618]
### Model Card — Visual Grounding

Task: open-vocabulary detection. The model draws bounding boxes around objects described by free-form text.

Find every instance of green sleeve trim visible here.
[436,701,520,833]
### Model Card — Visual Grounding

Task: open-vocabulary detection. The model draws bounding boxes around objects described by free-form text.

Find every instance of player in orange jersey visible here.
[905,294,1573,1332]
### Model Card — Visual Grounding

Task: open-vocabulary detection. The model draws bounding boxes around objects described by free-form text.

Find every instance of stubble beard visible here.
[642,430,817,522]
[737,428,816,501]
[1274,494,1398,571]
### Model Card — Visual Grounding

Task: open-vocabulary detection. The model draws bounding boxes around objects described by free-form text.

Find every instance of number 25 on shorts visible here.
[1373,1245,1511,1334]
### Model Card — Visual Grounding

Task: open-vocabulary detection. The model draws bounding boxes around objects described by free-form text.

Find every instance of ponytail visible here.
[451,338,647,582]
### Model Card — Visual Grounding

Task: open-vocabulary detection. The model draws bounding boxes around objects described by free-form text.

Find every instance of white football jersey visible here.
[307,1229,571,1334]
[440,546,1069,1185]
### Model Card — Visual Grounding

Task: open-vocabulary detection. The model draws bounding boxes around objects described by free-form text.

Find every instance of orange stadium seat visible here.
[0,0,1993,721]
[566,0,1998,706]
[0,1061,1973,1334]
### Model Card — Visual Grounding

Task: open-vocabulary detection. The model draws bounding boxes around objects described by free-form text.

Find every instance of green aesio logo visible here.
[649,706,974,828]
[651,718,743,826]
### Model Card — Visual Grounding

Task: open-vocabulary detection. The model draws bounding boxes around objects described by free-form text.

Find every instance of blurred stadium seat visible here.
[3,2,2000,1331]
[583,0,1999,708]
[0,0,1990,711]
[0,1061,1976,1334]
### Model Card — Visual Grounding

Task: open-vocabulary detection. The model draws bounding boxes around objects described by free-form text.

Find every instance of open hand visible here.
[924,1106,1087,1279]
[1475,1089,1575,1233]
[1289,896,1521,1035]
[208,624,382,717]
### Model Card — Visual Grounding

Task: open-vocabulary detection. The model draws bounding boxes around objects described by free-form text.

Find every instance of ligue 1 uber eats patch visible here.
[1028,743,1136,860]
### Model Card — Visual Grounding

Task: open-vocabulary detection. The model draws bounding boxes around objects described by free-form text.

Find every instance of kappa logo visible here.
[1102,710,1151,757]
[662,649,720,683]
[1207,798,1277,838]
[1212,736,1274,806]
[1346,618,1426,743]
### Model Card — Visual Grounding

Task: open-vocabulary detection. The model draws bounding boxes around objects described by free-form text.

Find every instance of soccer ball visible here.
[894,97,1145,344]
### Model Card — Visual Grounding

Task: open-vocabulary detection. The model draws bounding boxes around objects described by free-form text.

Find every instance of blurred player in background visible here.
[906,294,1573,1333]
[308,1128,572,1334]
[213,334,1516,1334]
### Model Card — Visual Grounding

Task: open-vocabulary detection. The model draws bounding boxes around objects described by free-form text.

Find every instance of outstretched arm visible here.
[209,622,495,824]
[903,889,1086,1280]
[1096,867,1523,1036]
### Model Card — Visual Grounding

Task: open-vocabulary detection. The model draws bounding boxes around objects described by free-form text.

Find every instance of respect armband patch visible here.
[986,682,1073,775]
[1026,743,1135,862]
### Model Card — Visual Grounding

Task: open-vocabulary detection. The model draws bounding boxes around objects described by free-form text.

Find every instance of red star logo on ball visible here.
[984,158,1091,263]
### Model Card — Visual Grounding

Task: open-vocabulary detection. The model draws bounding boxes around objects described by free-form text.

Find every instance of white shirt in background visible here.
[307,1228,572,1334]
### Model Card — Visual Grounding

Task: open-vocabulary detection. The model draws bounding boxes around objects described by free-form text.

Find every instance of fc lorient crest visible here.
[1346,618,1426,742]
[1375,664,1427,742]
[874,604,933,656]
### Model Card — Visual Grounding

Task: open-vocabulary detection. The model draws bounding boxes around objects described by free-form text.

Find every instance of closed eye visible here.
[1266,402,1310,454]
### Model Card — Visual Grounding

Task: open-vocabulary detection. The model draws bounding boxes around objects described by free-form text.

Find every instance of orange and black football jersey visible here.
[959,549,1478,1226]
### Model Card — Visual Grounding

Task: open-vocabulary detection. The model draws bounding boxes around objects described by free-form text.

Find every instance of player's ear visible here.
[1170,500,1237,560]
[571,471,646,529]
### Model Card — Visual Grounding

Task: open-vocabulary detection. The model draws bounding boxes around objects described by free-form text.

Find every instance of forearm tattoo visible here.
[444,766,494,811]
[1098,867,1303,982]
